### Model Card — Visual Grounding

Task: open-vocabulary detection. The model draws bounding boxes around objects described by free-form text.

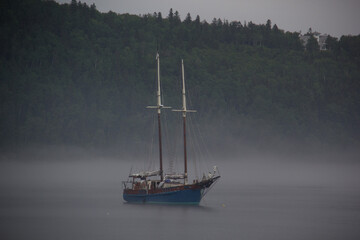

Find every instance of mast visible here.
[173,59,196,184]
[146,52,170,181]
[157,53,163,181]
[181,59,188,184]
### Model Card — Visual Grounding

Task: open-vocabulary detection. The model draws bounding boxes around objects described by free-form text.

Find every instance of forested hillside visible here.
[1,0,360,149]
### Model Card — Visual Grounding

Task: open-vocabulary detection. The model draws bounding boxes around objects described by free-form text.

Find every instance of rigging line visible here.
[171,114,182,174]
[163,108,173,174]
[152,128,157,171]
[169,111,180,174]
[146,113,151,170]
[187,115,195,178]
[191,113,201,178]
[147,112,156,171]
[193,108,212,160]
[152,113,157,171]
[188,89,212,172]
[187,113,200,178]
[190,125,199,179]
[164,110,174,174]
[192,112,211,173]
[159,76,173,174]
[176,113,183,172]
[191,114,205,177]
[173,67,184,173]
[196,121,210,174]
[186,92,201,177]
[147,60,158,172]
[166,113,175,170]
[198,126,212,173]
[187,93,210,175]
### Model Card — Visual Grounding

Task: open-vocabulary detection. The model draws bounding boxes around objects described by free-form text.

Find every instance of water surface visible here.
[1,156,360,240]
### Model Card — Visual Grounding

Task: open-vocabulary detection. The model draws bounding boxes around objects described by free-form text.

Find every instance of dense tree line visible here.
[1,0,360,148]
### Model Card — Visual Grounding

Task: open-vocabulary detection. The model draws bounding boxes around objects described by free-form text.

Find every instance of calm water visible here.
[1,157,360,240]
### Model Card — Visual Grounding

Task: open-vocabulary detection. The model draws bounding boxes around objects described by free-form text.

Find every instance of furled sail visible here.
[129,170,161,178]
[164,174,186,179]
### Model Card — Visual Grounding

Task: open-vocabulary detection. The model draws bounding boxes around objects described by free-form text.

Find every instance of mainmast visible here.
[147,52,170,181]
[173,59,196,184]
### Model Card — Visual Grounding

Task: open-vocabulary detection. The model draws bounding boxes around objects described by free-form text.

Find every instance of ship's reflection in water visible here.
[1,156,360,240]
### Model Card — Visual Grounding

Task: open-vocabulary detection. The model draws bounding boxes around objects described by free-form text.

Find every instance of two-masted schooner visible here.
[122,53,220,204]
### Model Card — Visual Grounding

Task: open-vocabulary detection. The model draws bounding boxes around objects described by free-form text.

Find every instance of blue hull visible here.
[123,189,202,204]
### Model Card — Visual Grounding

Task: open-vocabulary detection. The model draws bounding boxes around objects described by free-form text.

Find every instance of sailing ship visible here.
[122,53,220,204]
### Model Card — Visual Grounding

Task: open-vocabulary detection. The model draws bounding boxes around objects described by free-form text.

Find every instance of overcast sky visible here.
[56,0,360,38]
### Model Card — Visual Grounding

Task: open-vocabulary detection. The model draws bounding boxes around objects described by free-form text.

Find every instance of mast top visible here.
[147,52,171,112]
[172,59,196,116]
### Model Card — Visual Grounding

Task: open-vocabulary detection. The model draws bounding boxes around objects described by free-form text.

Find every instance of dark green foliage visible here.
[326,35,339,53]
[1,0,360,147]
[306,35,320,52]
[339,35,360,63]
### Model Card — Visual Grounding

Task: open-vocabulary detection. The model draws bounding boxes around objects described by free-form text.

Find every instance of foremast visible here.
[173,59,196,184]
[146,53,170,181]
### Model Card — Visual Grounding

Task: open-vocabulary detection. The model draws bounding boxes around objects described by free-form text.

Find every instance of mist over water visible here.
[1,146,360,240]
